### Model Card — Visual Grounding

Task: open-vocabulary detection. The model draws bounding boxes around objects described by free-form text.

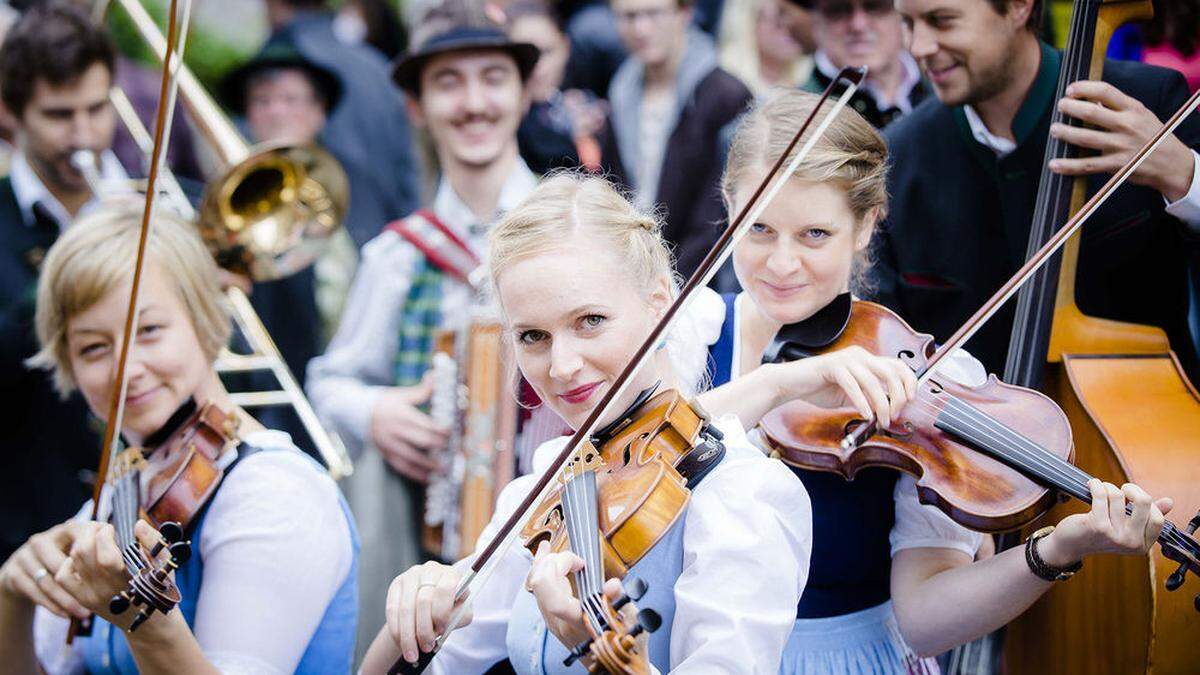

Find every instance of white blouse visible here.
[423,414,813,674]
[33,430,354,675]
[698,290,984,558]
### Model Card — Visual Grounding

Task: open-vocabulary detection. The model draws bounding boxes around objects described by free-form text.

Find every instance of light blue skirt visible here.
[779,601,938,675]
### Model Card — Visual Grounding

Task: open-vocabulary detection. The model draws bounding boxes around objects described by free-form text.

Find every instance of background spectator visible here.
[505,0,606,173]
[265,0,421,222]
[801,0,928,128]
[599,0,753,283]
[718,0,813,97]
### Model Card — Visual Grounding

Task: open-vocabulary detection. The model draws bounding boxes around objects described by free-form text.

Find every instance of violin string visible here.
[562,476,594,632]
[582,471,607,629]
[943,397,1198,554]
[565,474,605,633]
[931,395,1196,554]
[822,387,1197,555]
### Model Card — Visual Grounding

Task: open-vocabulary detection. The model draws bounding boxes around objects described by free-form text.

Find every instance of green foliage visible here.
[106,1,255,93]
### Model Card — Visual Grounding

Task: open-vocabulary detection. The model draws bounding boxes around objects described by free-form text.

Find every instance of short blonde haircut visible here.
[721,89,889,290]
[30,203,231,396]
[488,171,676,297]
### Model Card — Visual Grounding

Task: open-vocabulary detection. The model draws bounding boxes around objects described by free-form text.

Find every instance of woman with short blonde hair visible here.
[0,204,359,675]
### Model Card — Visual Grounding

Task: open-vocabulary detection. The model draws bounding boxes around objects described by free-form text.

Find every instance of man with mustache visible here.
[305,0,545,657]
[799,0,929,128]
[0,3,127,565]
[873,0,1200,380]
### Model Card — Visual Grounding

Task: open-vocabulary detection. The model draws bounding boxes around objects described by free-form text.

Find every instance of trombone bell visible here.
[198,141,349,282]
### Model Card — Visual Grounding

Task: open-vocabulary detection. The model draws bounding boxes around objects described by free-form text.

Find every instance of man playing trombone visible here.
[0,0,127,567]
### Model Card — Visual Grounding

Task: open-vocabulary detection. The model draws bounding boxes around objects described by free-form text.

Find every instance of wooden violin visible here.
[520,389,723,673]
[86,399,240,633]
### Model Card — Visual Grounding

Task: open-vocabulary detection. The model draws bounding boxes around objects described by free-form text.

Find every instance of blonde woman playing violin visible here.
[696,89,1171,673]
[361,172,818,675]
[0,207,357,674]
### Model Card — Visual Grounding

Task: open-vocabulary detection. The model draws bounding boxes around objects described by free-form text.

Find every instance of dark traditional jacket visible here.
[873,42,1200,381]
[599,29,753,281]
[0,177,98,562]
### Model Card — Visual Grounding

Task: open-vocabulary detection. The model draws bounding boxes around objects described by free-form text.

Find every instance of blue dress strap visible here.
[707,293,738,388]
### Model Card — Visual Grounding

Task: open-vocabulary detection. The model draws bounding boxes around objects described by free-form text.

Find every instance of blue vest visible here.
[709,293,896,619]
[76,445,360,674]
[505,516,685,675]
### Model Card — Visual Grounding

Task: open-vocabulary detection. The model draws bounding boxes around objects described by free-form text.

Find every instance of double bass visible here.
[995,1,1200,673]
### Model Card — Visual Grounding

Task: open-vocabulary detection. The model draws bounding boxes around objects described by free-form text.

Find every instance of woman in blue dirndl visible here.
[0,206,358,675]
[696,89,1173,674]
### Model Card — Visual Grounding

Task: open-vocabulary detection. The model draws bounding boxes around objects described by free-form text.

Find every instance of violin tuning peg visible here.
[158,521,184,543]
[613,577,648,611]
[1186,510,1200,535]
[167,541,191,566]
[128,608,152,633]
[563,638,593,667]
[625,577,648,601]
[1167,561,1189,591]
[109,591,131,615]
[633,607,662,634]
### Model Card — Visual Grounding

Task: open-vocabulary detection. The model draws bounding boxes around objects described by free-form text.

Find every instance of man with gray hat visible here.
[305,0,548,659]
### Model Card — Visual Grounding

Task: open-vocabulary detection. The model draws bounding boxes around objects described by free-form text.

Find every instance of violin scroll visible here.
[1161,508,1200,612]
[108,520,191,631]
[564,579,662,674]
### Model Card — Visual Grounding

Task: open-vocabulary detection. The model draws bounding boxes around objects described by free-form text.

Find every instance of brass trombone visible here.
[85,0,354,478]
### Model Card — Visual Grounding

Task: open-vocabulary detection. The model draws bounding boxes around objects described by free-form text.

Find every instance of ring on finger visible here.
[32,567,49,583]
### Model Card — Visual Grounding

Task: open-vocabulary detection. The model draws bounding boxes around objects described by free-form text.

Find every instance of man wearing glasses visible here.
[799,0,929,128]
[599,0,753,283]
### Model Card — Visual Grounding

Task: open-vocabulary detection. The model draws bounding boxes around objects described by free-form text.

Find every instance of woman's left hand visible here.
[525,541,620,650]
[1039,479,1173,567]
[55,520,167,629]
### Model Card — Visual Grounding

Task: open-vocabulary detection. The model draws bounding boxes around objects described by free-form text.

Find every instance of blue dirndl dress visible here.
[708,292,936,675]
[73,442,360,675]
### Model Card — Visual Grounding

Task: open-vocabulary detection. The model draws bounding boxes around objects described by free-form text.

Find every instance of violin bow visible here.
[837,84,1200,451]
[389,66,868,675]
[67,0,190,642]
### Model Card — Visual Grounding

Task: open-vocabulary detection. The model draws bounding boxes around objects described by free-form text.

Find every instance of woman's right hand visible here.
[771,345,917,428]
[0,521,89,620]
[386,561,472,664]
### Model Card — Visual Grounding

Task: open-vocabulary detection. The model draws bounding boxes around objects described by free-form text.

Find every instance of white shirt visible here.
[305,161,539,458]
[635,92,677,212]
[33,430,354,675]
[423,414,812,674]
[961,104,1200,229]
[9,149,129,229]
[813,50,922,115]
[700,291,984,557]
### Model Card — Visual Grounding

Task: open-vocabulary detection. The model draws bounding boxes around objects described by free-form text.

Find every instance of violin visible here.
[519,389,723,673]
[78,399,240,634]
[387,67,870,675]
[754,297,1200,608]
